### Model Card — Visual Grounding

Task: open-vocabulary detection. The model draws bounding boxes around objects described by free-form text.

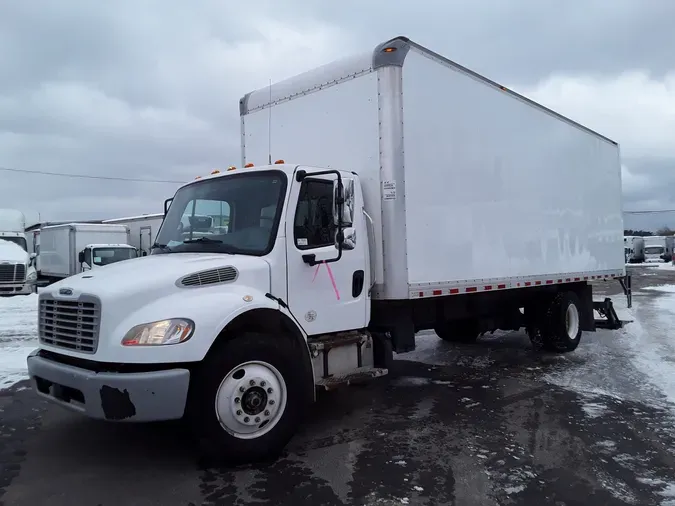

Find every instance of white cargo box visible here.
[240,36,625,300]
[39,223,131,277]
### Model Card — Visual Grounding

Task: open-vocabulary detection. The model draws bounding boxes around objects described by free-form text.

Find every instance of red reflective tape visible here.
[432,289,442,296]
[450,288,460,294]
[466,287,477,292]
[484,285,493,290]
[558,279,563,283]
[535,281,542,286]
[524,282,532,286]
[546,280,553,284]
[574,277,580,281]
[498,284,506,289]
[419,291,424,297]
[584,276,588,280]
[565,278,571,282]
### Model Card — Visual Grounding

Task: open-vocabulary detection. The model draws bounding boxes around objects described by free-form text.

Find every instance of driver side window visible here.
[294,179,335,250]
[84,248,92,266]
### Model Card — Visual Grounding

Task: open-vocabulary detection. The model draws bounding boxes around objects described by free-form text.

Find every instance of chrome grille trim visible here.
[177,266,238,288]
[38,293,101,354]
[0,263,26,283]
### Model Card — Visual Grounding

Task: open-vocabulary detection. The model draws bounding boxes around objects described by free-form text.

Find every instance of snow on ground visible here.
[0,293,38,389]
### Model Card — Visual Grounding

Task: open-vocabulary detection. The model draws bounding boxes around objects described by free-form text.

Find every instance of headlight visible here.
[27,271,37,281]
[121,318,195,346]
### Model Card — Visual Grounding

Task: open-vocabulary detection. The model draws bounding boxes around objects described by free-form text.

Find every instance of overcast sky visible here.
[1,0,673,230]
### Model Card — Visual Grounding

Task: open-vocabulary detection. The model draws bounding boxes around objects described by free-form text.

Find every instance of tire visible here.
[187,332,310,465]
[434,319,479,343]
[540,291,583,353]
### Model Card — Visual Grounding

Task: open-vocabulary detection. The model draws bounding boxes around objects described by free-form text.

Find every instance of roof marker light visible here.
[244,163,254,168]
[227,166,237,171]
[383,47,397,53]
[195,176,202,179]
[211,169,220,174]
[274,159,285,164]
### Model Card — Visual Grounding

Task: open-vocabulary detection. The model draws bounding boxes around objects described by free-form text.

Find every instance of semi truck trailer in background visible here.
[37,223,138,284]
[102,213,164,257]
[27,36,630,464]
[624,236,646,263]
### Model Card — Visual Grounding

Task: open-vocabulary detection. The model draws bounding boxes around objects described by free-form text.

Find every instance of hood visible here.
[42,253,272,302]
[0,240,28,263]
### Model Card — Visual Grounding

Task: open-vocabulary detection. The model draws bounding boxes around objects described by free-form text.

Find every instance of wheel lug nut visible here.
[236,410,242,416]
[244,417,250,423]
[249,380,255,386]
[269,400,275,405]
[267,388,273,394]
[255,417,261,423]
[264,410,270,416]
[235,397,240,404]
[239,386,245,392]
[261,381,266,387]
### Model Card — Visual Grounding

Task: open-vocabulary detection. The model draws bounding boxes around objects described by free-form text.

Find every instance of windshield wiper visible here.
[151,242,172,252]
[182,237,224,244]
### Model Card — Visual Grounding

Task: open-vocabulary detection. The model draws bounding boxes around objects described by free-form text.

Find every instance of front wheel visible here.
[187,332,309,465]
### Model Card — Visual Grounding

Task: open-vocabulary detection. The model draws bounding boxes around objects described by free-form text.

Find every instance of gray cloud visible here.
[1,0,674,230]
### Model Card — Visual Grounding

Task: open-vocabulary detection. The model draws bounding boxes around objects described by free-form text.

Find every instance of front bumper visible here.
[0,281,34,296]
[27,350,190,422]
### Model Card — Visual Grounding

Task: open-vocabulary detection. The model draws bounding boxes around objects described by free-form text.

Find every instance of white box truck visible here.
[27,36,630,464]
[624,236,645,263]
[102,213,165,257]
[643,235,674,263]
[37,223,138,283]
[0,209,37,296]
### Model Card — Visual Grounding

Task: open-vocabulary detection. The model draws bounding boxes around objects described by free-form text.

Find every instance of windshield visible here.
[645,246,664,255]
[0,236,27,251]
[153,170,287,256]
[92,247,138,266]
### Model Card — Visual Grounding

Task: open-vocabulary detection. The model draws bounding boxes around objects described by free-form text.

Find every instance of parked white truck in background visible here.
[37,223,138,284]
[624,236,646,263]
[27,36,631,464]
[643,235,674,263]
[0,209,37,296]
[102,213,164,256]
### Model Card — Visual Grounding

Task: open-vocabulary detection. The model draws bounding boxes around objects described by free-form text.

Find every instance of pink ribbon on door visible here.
[312,261,341,300]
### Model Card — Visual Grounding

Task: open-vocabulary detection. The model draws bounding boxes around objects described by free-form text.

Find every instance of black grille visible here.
[39,296,101,354]
[0,263,25,283]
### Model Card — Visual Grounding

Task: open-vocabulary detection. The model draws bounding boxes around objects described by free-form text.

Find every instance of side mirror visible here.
[30,253,37,260]
[164,198,173,216]
[333,177,355,227]
[78,251,85,264]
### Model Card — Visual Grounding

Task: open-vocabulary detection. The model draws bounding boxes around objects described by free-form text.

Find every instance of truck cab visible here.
[0,209,37,297]
[27,162,372,463]
[77,243,139,271]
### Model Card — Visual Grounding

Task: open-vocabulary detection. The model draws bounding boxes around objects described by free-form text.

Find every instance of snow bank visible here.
[0,293,38,389]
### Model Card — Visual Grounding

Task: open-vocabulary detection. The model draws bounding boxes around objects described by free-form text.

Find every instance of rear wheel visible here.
[187,332,309,465]
[528,291,583,353]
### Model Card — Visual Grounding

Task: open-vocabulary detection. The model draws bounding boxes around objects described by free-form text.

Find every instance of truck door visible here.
[285,171,369,336]
[140,226,152,256]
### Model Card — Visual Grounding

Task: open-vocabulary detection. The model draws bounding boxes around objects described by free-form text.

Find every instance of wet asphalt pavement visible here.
[2,266,675,505]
